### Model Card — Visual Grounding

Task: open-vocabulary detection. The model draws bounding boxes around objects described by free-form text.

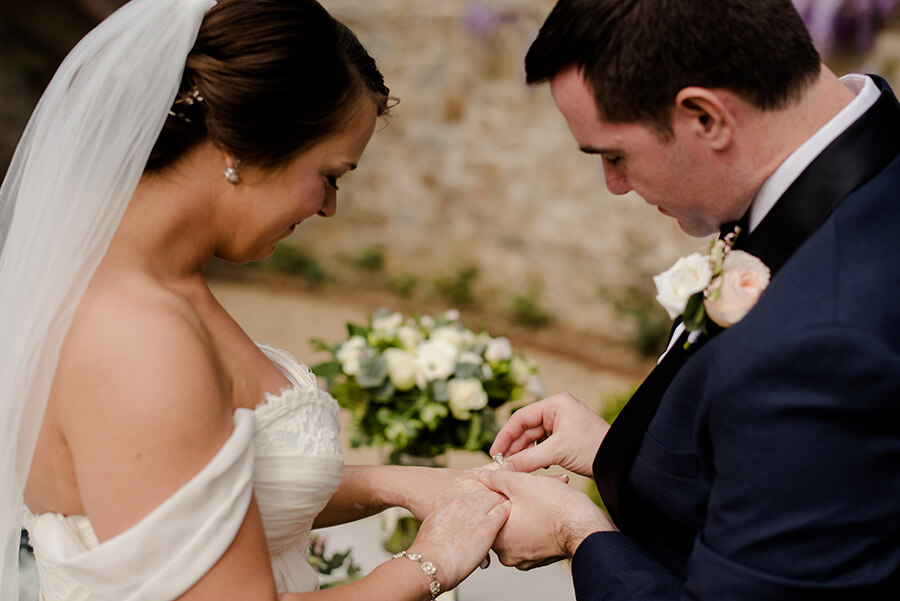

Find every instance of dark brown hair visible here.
[525,0,821,132]
[146,0,390,172]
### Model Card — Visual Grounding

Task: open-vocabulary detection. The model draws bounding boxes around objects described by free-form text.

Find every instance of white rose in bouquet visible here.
[653,253,713,319]
[335,335,368,376]
[312,308,545,462]
[459,351,484,365]
[415,339,458,388]
[370,312,404,344]
[447,378,489,420]
[485,336,513,362]
[396,325,424,350]
[383,348,419,391]
[509,355,532,385]
[430,325,465,350]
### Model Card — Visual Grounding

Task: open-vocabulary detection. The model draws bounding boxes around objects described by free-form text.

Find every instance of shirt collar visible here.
[747,74,881,232]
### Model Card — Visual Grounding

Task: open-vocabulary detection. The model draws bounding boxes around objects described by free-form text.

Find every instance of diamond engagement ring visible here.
[491,453,504,465]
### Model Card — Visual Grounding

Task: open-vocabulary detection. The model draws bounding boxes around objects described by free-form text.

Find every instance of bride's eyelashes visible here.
[326,175,340,191]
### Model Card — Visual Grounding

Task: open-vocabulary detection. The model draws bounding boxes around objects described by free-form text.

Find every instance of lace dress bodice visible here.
[23,343,343,601]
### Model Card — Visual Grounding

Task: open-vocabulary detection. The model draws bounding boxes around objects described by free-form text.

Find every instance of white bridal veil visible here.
[0,0,215,596]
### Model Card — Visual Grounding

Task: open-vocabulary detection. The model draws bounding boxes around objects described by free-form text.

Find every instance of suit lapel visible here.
[740,76,900,269]
[593,76,900,530]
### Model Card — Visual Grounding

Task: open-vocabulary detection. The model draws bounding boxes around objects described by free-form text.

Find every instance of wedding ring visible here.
[491,453,504,465]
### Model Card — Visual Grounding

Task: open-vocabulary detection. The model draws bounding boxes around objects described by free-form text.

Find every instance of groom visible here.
[480,0,900,599]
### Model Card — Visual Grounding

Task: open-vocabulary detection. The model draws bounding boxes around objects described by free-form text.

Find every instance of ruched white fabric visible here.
[23,344,344,600]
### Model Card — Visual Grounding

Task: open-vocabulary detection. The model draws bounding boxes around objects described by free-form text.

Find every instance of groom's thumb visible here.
[503,444,553,474]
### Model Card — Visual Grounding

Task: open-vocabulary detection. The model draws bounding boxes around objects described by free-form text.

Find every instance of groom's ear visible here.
[672,87,735,152]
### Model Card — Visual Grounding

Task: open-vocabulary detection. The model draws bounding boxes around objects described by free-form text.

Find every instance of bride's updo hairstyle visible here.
[146,0,390,172]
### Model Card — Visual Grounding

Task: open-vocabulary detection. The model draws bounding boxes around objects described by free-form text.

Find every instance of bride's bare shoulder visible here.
[52,272,236,540]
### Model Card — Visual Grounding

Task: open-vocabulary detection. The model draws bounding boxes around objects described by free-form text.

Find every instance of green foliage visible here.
[308,533,361,589]
[584,388,638,515]
[509,291,552,329]
[432,266,479,306]
[311,309,542,463]
[258,243,328,283]
[386,273,419,298]
[600,389,634,424]
[681,292,707,333]
[381,516,421,554]
[348,244,385,272]
[601,283,670,358]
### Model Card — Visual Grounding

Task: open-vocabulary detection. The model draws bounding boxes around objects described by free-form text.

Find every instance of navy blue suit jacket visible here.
[572,79,900,600]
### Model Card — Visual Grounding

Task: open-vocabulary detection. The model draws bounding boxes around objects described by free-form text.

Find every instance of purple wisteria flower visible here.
[464,2,520,39]
[793,0,900,55]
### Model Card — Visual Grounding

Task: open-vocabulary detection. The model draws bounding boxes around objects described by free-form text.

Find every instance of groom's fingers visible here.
[490,401,553,456]
[505,426,549,456]
[502,440,556,473]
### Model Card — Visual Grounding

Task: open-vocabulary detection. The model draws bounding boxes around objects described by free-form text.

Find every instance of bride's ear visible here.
[672,87,735,151]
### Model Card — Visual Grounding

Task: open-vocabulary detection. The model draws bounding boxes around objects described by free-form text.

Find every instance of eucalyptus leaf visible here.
[371,380,396,401]
[357,354,388,388]
[454,362,482,379]
[430,379,449,402]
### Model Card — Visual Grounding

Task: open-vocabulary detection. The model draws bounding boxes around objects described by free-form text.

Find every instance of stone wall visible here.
[3,1,900,350]
[299,0,699,345]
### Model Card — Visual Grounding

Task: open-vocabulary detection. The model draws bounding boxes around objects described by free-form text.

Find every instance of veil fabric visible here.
[0,0,215,597]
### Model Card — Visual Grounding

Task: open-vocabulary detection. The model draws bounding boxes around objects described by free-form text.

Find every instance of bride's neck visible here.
[106,147,223,282]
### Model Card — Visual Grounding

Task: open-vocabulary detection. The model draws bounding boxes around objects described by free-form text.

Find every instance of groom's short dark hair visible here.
[525,0,821,133]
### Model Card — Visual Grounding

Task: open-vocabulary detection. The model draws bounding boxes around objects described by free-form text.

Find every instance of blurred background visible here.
[4,0,900,444]
[8,1,900,599]
[3,0,900,376]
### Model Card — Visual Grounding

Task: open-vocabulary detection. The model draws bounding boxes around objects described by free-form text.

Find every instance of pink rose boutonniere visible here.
[653,228,771,339]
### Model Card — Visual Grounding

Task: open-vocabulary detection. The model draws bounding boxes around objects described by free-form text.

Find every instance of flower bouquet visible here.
[311,308,544,465]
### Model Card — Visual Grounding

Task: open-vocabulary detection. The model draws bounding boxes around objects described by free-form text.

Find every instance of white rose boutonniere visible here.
[654,227,770,342]
[652,253,714,320]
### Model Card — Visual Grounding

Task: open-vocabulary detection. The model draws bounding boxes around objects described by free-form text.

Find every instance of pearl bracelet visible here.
[392,550,442,600]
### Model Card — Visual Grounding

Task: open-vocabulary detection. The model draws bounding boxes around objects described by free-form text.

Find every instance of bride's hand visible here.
[407,489,510,591]
[397,466,494,521]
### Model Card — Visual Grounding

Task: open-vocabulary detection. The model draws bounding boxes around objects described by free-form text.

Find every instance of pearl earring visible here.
[224,158,241,184]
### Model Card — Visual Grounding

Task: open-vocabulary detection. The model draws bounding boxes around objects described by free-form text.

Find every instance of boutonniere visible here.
[652,227,771,342]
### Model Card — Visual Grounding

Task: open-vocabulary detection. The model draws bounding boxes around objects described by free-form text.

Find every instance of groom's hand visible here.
[490,392,609,477]
[478,469,615,570]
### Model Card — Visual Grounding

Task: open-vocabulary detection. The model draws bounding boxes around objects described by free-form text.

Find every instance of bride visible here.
[0,0,510,599]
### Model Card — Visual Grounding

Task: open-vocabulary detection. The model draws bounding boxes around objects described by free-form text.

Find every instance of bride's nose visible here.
[318,194,337,218]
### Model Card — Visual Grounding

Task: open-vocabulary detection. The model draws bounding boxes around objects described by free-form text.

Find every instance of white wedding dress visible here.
[22,343,343,601]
